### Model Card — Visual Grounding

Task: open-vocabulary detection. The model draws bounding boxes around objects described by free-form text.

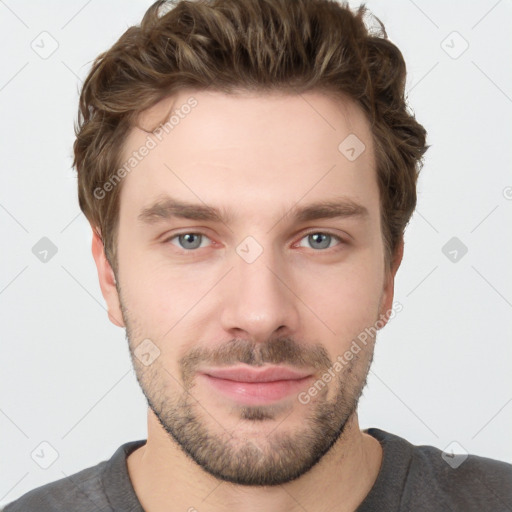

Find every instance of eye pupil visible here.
[172,232,338,252]
[309,233,331,250]
[179,233,202,249]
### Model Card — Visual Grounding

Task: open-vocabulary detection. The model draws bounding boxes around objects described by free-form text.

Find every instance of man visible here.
[4,0,511,510]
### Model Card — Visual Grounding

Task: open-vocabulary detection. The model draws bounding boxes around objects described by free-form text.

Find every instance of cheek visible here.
[292,249,384,341]
[119,256,220,349]
[117,231,181,319]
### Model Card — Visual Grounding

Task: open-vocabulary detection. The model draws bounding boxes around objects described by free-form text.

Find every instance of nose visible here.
[220,245,301,343]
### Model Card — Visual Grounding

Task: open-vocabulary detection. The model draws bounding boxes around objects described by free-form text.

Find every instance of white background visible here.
[1,0,511,506]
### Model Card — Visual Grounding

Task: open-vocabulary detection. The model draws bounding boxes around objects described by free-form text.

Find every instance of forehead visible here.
[117,89,378,223]
[132,88,372,152]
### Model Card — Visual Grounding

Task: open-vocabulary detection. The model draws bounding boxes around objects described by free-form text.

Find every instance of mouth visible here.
[198,365,314,405]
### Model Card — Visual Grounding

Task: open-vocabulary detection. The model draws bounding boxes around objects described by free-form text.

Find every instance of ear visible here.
[378,237,404,328]
[91,226,125,328]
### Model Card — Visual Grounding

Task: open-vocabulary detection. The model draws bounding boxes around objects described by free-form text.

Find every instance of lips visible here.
[200,365,312,383]
[198,365,314,405]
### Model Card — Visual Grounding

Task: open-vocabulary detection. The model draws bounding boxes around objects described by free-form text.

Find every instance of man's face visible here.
[102,89,397,486]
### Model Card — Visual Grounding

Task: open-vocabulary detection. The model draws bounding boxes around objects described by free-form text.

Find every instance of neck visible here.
[127,409,383,512]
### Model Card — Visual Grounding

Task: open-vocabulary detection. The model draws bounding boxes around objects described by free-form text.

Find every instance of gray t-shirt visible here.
[3,428,511,511]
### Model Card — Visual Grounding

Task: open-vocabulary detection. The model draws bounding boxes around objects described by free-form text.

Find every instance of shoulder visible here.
[1,460,110,512]
[410,442,512,509]
[1,440,146,512]
[369,428,512,510]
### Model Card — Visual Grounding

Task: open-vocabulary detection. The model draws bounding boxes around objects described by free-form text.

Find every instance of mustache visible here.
[179,337,332,384]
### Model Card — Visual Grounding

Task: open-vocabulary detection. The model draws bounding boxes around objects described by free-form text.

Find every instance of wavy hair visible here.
[73,0,428,272]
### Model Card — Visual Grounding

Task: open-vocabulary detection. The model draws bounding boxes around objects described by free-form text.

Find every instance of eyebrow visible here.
[137,195,369,226]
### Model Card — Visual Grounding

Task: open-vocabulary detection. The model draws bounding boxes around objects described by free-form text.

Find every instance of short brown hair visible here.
[73,0,428,273]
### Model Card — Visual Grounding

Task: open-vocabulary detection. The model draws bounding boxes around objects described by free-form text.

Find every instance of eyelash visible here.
[163,230,346,253]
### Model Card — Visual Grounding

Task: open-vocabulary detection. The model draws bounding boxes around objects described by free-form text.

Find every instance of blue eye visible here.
[298,232,342,250]
[164,231,344,253]
[169,233,210,250]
